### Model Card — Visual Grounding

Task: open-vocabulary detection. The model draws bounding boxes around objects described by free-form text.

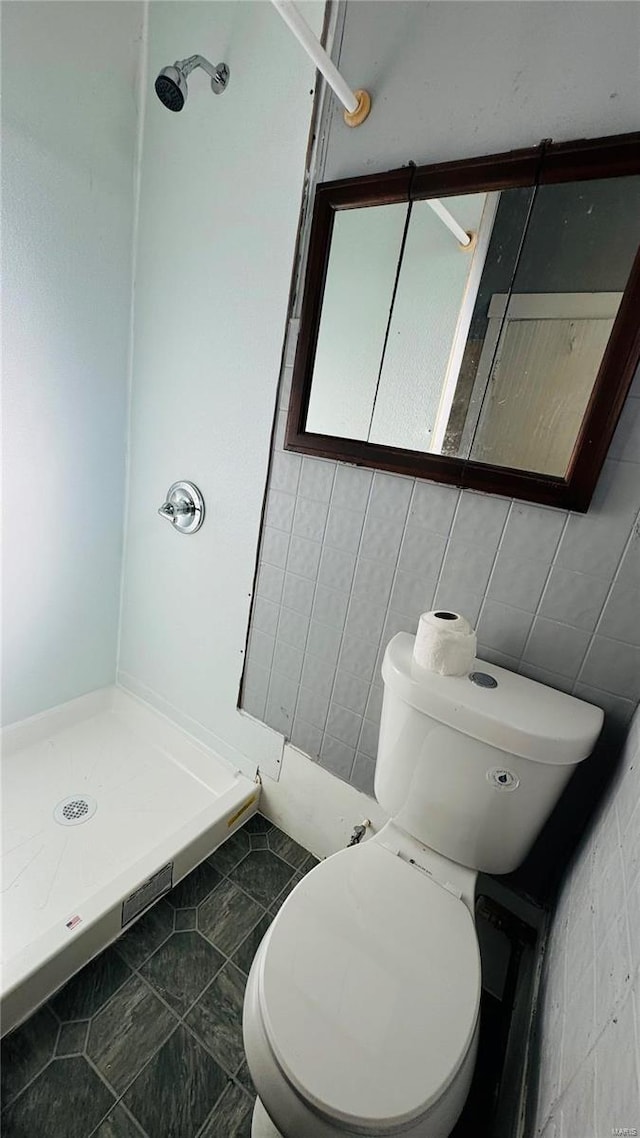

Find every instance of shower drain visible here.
[54,795,97,827]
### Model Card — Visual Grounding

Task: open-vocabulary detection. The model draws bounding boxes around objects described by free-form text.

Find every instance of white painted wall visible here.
[1,2,143,725]
[117,1,324,776]
[533,709,640,1136]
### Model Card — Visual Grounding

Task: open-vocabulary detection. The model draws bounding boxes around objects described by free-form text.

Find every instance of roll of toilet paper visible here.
[412,610,477,676]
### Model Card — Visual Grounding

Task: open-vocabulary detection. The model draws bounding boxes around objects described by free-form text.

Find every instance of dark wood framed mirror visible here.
[285,132,640,512]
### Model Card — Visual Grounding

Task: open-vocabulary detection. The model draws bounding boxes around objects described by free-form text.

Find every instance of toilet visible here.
[243,632,603,1138]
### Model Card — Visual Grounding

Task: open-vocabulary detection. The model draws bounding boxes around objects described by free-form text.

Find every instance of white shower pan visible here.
[1,686,259,1035]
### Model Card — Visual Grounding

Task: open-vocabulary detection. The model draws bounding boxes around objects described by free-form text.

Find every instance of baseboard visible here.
[259,741,387,860]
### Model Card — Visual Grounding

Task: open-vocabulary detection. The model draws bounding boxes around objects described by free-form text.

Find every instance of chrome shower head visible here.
[154,56,230,112]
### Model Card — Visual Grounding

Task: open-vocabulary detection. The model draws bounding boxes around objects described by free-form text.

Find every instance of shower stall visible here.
[1,0,325,1034]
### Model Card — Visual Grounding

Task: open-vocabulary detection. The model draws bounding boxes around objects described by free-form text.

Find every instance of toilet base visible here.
[252,1096,283,1138]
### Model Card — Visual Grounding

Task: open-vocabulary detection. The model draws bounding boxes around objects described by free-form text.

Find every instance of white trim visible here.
[259,741,387,860]
[431,192,500,454]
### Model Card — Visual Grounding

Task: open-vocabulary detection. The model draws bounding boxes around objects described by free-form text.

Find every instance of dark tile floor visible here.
[1,813,317,1138]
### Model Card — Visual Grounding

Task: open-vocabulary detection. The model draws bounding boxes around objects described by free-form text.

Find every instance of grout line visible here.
[516,512,571,669]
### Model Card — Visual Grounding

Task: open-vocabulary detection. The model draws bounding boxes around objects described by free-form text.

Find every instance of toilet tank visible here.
[376,633,604,874]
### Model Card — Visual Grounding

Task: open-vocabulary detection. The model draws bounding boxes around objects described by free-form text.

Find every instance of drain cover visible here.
[54,795,97,826]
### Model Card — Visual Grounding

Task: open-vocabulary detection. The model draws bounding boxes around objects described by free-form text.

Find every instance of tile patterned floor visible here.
[1,813,317,1138]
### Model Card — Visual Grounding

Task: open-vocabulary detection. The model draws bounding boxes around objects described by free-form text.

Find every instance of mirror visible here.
[287,134,640,511]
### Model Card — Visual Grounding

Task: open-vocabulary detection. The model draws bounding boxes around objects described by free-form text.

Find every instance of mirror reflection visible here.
[303,174,640,479]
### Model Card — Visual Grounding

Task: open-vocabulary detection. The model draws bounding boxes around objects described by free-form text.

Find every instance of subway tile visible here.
[344,597,388,644]
[439,540,496,597]
[398,525,447,579]
[290,716,323,757]
[306,621,342,668]
[260,526,289,569]
[572,684,636,736]
[299,457,335,502]
[451,492,510,549]
[390,571,437,620]
[332,465,372,511]
[517,661,574,694]
[379,612,418,667]
[351,753,376,797]
[332,670,369,716]
[500,503,566,563]
[300,654,336,700]
[312,584,350,630]
[524,617,590,679]
[326,703,362,748]
[265,489,296,533]
[617,529,640,586]
[296,686,330,730]
[281,572,314,617]
[476,601,533,659]
[359,509,406,564]
[286,535,322,581]
[252,597,280,638]
[277,606,309,651]
[272,641,304,684]
[264,672,298,735]
[365,685,384,725]
[598,576,640,646]
[539,566,610,633]
[579,637,640,701]
[242,662,269,719]
[256,563,284,605]
[409,480,459,535]
[320,734,356,780]
[324,506,365,554]
[592,458,640,520]
[487,554,550,613]
[318,546,356,593]
[368,471,413,519]
[292,496,329,543]
[339,636,378,682]
[433,584,483,627]
[556,512,630,580]
[270,450,301,495]
[247,628,274,672]
[358,719,380,761]
[274,408,288,450]
[476,645,520,670]
[352,557,396,608]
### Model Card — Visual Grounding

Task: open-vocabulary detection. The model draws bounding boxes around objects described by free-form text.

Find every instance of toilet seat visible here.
[255,839,481,1134]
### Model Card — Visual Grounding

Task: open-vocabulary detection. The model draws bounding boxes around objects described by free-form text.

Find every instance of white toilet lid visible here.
[257,839,481,1133]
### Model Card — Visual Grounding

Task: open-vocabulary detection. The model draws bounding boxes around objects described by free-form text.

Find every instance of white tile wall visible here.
[533,709,640,1137]
[242,323,640,796]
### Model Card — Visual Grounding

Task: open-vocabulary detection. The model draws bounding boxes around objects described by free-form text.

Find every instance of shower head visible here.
[154,55,230,112]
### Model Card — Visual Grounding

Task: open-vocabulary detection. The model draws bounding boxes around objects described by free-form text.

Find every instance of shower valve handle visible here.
[158,482,205,534]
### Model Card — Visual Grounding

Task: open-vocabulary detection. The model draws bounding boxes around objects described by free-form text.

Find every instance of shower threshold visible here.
[0,686,259,1036]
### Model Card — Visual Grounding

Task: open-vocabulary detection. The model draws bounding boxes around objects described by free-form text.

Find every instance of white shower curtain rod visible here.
[426,199,473,247]
[271,0,371,127]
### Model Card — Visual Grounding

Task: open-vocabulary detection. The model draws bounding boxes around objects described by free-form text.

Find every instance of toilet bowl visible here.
[243,832,481,1138]
[243,632,604,1137]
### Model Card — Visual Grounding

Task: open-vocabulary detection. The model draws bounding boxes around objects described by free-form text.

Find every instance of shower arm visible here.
[270,0,371,127]
[176,55,228,89]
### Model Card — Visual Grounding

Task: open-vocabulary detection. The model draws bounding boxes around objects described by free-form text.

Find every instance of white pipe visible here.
[427,198,472,247]
[271,0,359,114]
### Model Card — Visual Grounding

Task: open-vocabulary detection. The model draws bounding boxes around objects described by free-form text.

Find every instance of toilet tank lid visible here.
[382,633,603,765]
